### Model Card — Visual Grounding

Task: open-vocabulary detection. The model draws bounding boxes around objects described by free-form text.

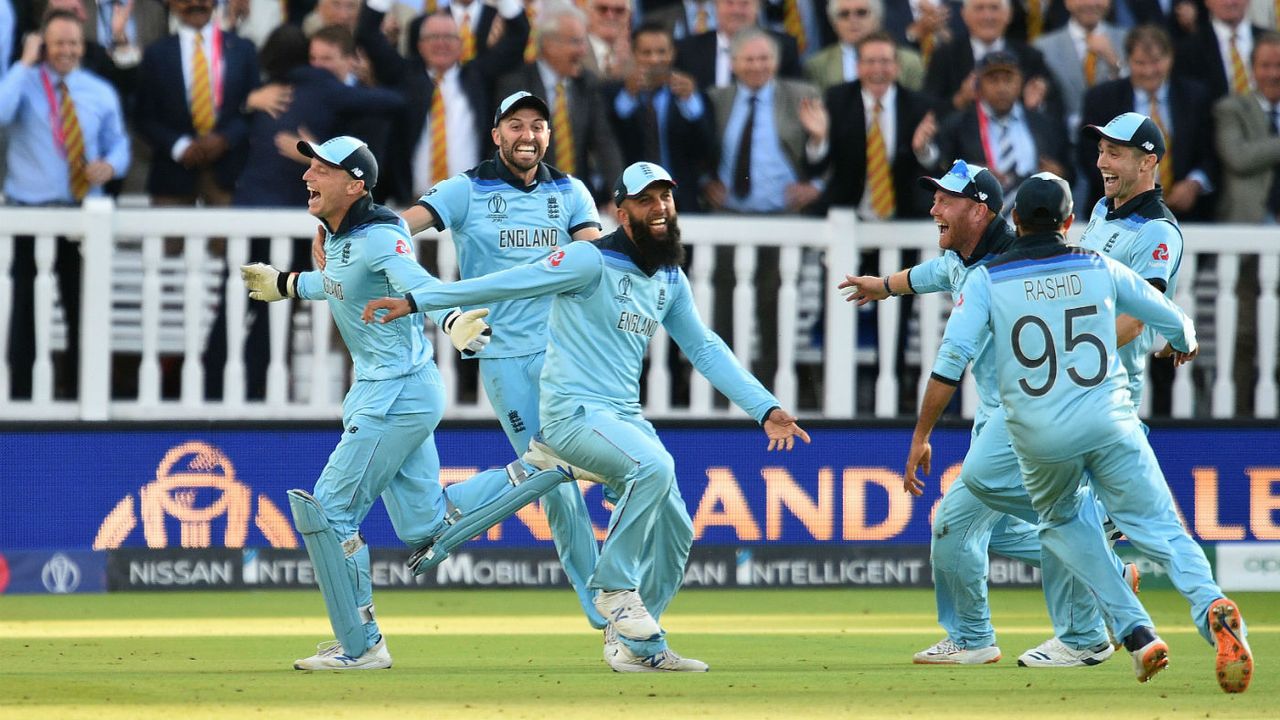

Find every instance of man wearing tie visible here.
[675,0,803,89]
[646,0,717,40]
[1034,0,1126,136]
[0,8,129,399]
[1176,0,1269,102]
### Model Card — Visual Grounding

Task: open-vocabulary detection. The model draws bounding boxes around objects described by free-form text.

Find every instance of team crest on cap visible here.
[977,191,988,201]
[1141,141,1154,151]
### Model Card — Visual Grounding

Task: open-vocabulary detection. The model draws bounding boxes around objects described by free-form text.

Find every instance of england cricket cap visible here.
[298,135,379,189]
[613,162,677,204]
[1083,111,1166,160]
[494,90,550,127]
[1014,172,1074,230]
[918,159,1003,214]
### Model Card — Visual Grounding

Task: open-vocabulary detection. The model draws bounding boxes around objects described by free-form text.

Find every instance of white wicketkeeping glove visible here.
[241,263,298,302]
[443,308,492,356]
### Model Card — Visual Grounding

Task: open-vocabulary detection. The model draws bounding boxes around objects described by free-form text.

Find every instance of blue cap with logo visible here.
[298,136,378,189]
[613,161,677,204]
[493,90,550,127]
[918,160,1003,214]
[1014,171,1073,230]
[1083,111,1166,160]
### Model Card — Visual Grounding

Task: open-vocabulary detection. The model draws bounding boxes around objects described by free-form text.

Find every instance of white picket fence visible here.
[0,199,1276,421]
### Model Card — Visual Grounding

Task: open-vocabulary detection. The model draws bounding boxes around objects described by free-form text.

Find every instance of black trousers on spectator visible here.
[203,238,274,400]
[7,235,81,399]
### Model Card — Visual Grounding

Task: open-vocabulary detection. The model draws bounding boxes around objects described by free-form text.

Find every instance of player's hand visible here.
[764,408,811,451]
[241,263,295,302]
[444,308,492,355]
[362,297,413,323]
[312,225,327,270]
[838,274,888,306]
[904,437,931,496]
[668,70,696,100]
[1155,341,1199,367]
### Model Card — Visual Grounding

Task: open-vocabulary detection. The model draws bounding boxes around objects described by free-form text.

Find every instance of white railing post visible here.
[732,245,758,373]
[78,198,114,420]
[1212,254,1240,418]
[875,245,902,417]
[1257,252,1279,417]
[224,236,250,406]
[1172,252,1198,418]
[138,235,163,406]
[774,245,800,411]
[32,234,57,403]
[181,236,207,406]
[823,209,857,417]
[266,236,293,404]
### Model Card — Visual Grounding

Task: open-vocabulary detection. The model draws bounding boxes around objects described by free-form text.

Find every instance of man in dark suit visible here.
[1174,0,1267,102]
[135,0,258,205]
[496,0,622,201]
[818,31,940,218]
[761,0,836,58]
[1080,23,1216,220]
[933,50,1073,194]
[645,0,716,40]
[924,0,1060,120]
[607,21,714,211]
[406,0,525,83]
[674,0,802,89]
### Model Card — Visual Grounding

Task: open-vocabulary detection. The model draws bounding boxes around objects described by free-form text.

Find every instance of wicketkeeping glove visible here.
[443,308,492,356]
[241,263,298,302]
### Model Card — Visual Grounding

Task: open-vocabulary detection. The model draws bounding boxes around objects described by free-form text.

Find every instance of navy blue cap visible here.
[918,160,1004,214]
[976,50,1021,75]
[1014,172,1073,230]
[1084,111,1166,160]
[493,90,550,127]
[298,136,378,189]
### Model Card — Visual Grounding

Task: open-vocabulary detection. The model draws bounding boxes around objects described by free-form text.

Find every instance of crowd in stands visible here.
[2,0,1278,411]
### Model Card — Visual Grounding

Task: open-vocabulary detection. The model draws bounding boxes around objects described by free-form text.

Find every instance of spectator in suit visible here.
[584,0,631,80]
[924,0,1059,118]
[302,0,359,34]
[933,50,1073,195]
[608,21,714,211]
[135,0,258,206]
[406,0,526,74]
[804,0,928,93]
[1213,30,1280,413]
[496,0,623,200]
[817,31,940,217]
[645,0,717,40]
[1121,0,1200,40]
[1176,0,1268,101]
[1035,0,1127,133]
[762,0,836,58]
[884,0,952,68]
[1,8,129,399]
[1079,24,1216,219]
[674,0,803,89]
[1007,0,1068,44]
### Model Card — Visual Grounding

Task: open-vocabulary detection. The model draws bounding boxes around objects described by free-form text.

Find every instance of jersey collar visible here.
[959,214,1015,267]
[327,193,401,237]
[492,152,553,193]
[1104,186,1163,221]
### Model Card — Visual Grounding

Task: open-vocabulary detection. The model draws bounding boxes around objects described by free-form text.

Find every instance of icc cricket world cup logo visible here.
[93,441,297,550]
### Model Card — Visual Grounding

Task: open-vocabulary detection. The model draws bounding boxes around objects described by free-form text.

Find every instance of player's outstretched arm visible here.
[763,408,811,451]
[838,269,913,306]
[241,263,298,302]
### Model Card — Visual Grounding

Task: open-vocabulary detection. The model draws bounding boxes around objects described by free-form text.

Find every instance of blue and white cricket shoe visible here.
[1017,638,1114,667]
[294,635,392,671]
[913,638,1001,664]
[606,641,709,673]
[594,589,662,640]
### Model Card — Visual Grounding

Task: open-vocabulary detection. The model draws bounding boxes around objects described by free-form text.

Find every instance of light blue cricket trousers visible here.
[540,404,694,658]
[314,365,451,647]
[1019,425,1228,644]
[932,408,1110,650]
[479,354,606,629]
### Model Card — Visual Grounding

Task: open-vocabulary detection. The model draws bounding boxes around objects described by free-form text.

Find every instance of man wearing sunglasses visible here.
[805,0,927,93]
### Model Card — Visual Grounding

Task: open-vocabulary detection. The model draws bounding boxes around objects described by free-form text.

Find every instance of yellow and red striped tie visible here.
[59,81,89,201]
[1148,98,1175,191]
[920,32,936,67]
[1229,32,1250,94]
[866,101,895,219]
[524,3,539,63]
[191,31,215,135]
[783,0,807,55]
[430,72,449,184]
[460,10,476,63]
[1084,49,1097,87]
[1026,0,1043,42]
[553,81,576,174]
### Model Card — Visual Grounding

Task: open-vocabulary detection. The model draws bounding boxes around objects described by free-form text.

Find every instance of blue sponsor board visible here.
[0,426,1277,551]
[0,549,106,594]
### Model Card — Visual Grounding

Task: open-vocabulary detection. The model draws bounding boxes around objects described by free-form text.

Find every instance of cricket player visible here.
[363,162,812,672]
[241,136,572,671]
[315,91,608,630]
[906,173,1253,692]
[841,161,1125,667]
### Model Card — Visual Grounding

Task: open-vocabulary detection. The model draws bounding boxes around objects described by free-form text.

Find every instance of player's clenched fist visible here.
[241,263,297,302]
[443,309,492,356]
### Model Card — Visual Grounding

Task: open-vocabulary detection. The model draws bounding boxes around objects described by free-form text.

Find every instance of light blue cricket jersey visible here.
[417,155,602,359]
[296,195,455,382]
[907,215,1017,433]
[404,230,780,424]
[1079,188,1183,406]
[932,233,1196,463]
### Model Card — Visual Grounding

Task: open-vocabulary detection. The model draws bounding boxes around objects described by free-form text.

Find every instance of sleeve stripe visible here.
[417,200,447,232]
[930,372,961,387]
[569,221,602,235]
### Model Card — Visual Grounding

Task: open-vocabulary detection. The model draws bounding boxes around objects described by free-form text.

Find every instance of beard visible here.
[499,136,544,173]
[628,212,685,271]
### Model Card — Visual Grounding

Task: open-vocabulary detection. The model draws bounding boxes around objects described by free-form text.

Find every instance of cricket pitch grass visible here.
[0,588,1274,719]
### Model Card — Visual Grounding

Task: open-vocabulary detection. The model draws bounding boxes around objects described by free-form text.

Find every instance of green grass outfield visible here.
[0,588,1274,719]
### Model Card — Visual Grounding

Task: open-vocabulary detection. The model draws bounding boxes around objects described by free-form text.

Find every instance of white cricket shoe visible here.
[524,435,606,484]
[1018,638,1115,667]
[912,638,1001,665]
[607,641,709,673]
[594,589,662,640]
[603,624,623,664]
[294,635,392,671]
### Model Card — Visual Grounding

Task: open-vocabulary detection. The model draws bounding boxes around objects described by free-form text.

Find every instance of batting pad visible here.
[409,462,567,575]
[287,489,370,657]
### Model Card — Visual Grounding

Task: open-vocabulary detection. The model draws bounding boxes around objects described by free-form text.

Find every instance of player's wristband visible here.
[275,271,298,298]
[759,405,780,425]
[882,276,895,297]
